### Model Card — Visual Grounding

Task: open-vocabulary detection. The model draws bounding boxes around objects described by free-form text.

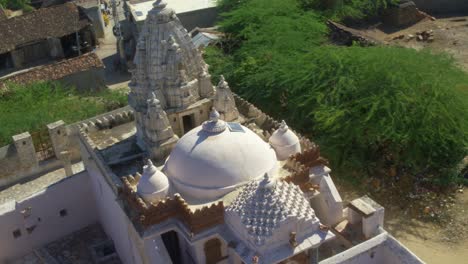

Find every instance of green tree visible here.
[0,82,127,146]
[207,0,468,185]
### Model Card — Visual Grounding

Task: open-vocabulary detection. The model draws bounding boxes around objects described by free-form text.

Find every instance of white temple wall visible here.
[320,233,387,264]
[82,146,145,264]
[308,169,344,226]
[319,232,423,264]
[0,171,97,262]
[362,208,385,239]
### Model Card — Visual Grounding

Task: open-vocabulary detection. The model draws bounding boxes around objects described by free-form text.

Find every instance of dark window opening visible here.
[0,52,13,71]
[161,231,182,264]
[204,238,224,264]
[182,114,195,134]
[59,209,68,217]
[26,225,37,234]
[13,229,21,238]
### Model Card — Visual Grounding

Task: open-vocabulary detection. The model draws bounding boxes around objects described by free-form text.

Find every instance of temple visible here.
[79,1,423,263]
[0,1,425,263]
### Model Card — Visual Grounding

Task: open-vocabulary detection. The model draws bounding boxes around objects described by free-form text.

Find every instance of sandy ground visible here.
[385,190,468,264]
[357,16,468,71]
[336,177,468,264]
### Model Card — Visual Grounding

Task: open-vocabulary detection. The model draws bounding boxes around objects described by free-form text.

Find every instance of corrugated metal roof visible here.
[192,32,220,48]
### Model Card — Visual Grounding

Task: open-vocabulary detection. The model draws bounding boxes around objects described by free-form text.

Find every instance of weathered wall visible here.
[178,7,218,32]
[0,107,133,189]
[59,67,106,92]
[413,0,468,15]
[83,6,105,38]
[0,171,98,262]
[80,138,145,264]
[0,144,22,186]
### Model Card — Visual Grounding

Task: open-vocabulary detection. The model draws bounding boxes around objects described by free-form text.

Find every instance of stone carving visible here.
[143,93,178,159]
[213,75,239,121]
[128,0,215,156]
[225,173,319,253]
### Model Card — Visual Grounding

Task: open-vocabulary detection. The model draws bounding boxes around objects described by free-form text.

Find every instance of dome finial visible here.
[147,92,160,107]
[168,34,176,45]
[202,108,226,132]
[210,108,220,122]
[217,75,229,89]
[147,158,153,167]
[153,0,167,9]
[143,159,157,174]
[260,172,276,190]
[280,120,289,131]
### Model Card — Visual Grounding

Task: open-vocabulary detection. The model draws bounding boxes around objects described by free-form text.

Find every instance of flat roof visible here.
[127,0,217,22]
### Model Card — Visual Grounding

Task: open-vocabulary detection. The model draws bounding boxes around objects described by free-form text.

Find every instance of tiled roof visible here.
[0,53,104,87]
[0,3,90,54]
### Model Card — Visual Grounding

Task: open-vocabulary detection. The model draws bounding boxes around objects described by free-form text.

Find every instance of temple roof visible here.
[164,121,278,203]
[226,175,319,247]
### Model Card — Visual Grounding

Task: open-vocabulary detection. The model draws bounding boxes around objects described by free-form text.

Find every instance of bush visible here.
[0,82,127,146]
[218,0,397,21]
[299,0,397,20]
[207,0,468,185]
[0,0,33,11]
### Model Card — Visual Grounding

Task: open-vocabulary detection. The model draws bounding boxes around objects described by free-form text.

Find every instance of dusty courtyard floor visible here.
[335,177,468,264]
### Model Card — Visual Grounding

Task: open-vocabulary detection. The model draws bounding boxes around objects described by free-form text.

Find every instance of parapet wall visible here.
[120,175,224,234]
[0,106,134,189]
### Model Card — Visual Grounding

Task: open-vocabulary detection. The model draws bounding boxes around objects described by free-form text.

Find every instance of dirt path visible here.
[385,190,468,263]
[356,16,468,71]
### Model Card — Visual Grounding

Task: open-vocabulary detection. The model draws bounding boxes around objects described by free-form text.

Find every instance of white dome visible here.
[164,119,278,202]
[137,160,169,203]
[269,121,301,161]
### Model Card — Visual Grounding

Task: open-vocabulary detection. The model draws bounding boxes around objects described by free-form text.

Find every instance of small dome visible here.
[164,114,278,202]
[269,120,301,161]
[137,160,169,203]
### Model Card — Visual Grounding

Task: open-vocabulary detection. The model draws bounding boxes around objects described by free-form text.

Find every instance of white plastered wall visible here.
[309,166,344,226]
[82,145,146,264]
[0,171,97,262]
